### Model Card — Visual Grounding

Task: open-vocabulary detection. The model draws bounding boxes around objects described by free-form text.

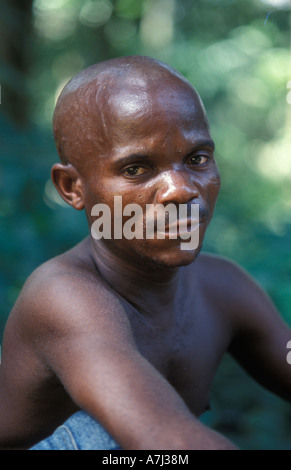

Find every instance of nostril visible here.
[155,173,200,205]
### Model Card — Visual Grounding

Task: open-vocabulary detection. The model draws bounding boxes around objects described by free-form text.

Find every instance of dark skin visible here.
[0,57,290,450]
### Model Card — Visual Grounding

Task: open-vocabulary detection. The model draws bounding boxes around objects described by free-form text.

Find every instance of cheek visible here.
[204,172,221,211]
[84,182,151,230]
[211,174,221,200]
[209,164,221,195]
[82,183,112,226]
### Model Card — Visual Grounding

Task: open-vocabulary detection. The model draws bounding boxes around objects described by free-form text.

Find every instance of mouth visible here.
[158,218,200,237]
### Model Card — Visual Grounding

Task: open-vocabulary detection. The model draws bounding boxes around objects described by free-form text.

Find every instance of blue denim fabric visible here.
[30,411,121,450]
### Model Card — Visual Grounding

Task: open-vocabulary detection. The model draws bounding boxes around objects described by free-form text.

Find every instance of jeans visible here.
[30,411,121,450]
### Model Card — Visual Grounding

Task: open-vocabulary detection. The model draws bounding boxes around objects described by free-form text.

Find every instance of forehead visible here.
[97,75,210,154]
[88,77,210,163]
[54,65,211,173]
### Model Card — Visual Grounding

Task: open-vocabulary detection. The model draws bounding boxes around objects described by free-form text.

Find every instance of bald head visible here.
[53,56,206,170]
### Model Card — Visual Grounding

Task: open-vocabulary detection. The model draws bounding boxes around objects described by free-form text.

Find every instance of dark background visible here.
[1,0,291,449]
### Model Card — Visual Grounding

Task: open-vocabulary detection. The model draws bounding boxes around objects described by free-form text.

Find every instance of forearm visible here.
[46,330,238,450]
[58,355,238,450]
[175,421,238,451]
[128,416,238,451]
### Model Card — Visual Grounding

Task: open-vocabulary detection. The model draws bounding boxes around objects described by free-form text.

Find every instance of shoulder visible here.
[195,251,255,297]
[7,240,132,355]
[196,251,244,273]
[195,252,285,338]
[194,252,278,324]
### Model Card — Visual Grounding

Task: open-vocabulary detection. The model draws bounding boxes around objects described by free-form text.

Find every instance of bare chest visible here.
[128,296,230,416]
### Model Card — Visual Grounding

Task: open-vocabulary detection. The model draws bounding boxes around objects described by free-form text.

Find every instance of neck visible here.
[90,238,180,316]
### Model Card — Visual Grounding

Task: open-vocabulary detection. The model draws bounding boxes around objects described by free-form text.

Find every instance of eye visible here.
[123,166,148,177]
[187,155,208,166]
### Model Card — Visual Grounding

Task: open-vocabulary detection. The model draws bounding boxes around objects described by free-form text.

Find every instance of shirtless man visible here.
[0,56,290,450]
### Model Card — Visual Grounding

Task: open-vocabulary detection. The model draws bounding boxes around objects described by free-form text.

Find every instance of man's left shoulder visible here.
[195,251,252,288]
[194,252,270,313]
[195,252,282,326]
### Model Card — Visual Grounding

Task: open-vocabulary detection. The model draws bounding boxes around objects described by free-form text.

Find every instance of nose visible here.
[155,169,200,205]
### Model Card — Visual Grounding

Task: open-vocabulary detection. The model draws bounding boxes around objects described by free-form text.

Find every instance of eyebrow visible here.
[193,139,216,151]
[113,139,216,167]
[113,153,150,168]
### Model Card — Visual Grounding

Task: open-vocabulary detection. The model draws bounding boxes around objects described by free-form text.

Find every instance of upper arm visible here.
[23,270,236,450]
[20,273,204,449]
[224,260,291,402]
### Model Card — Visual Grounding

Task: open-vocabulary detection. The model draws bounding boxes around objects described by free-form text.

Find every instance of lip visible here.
[166,218,199,230]
[157,218,200,236]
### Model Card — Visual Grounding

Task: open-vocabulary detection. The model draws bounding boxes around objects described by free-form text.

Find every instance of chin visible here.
[140,244,203,270]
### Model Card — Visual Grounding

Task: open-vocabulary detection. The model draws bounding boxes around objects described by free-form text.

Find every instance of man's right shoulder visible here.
[9,246,130,346]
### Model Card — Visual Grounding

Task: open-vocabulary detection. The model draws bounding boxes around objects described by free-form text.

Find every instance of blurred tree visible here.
[0,0,33,126]
[1,0,291,449]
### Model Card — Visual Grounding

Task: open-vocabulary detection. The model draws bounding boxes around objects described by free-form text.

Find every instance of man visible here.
[0,56,290,450]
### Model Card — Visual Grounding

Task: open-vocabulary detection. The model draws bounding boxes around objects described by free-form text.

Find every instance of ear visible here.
[51,163,85,210]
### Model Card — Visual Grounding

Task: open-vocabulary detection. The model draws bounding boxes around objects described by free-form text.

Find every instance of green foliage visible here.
[1,0,290,450]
